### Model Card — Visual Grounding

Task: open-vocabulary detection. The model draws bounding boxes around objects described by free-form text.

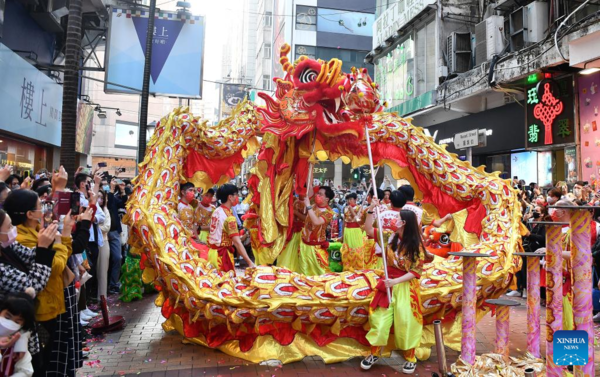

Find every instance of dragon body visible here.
[125,45,522,364]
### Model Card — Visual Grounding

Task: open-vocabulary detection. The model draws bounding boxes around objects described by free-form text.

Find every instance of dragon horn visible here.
[279,44,293,74]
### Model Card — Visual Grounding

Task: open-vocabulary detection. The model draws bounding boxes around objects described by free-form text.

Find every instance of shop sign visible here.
[373,0,435,48]
[577,71,600,183]
[376,37,415,106]
[0,43,62,146]
[526,77,575,148]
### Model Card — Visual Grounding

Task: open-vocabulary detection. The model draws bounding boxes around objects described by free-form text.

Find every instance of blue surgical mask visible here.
[103,185,110,192]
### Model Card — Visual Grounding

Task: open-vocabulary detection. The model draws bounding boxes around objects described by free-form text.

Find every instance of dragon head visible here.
[257,44,364,140]
[341,67,384,115]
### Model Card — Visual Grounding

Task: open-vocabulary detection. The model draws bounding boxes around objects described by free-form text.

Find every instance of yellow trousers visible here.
[277,232,302,272]
[366,280,422,362]
[298,241,329,276]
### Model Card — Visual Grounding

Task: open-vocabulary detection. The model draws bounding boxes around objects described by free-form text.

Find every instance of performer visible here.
[360,206,425,374]
[340,193,365,271]
[276,194,307,272]
[298,186,335,276]
[195,188,215,244]
[207,184,255,272]
[178,182,198,238]
[363,191,407,269]
[399,185,423,225]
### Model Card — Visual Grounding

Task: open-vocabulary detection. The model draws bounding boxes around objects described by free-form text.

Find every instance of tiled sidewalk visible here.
[78,294,600,377]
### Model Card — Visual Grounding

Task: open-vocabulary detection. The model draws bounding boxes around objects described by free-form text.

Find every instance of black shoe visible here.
[360,354,379,370]
[402,361,416,374]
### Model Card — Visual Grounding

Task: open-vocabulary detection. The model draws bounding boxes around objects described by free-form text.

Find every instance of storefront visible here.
[424,102,526,181]
[525,75,577,186]
[0,43,62,176]
[577,70,600,185]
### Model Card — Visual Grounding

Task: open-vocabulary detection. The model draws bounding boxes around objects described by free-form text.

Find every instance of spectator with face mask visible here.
[5,175,22,192]
[0,208,56,372]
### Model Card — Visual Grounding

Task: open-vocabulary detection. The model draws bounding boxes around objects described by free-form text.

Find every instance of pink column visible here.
[526,256,541,357]
[569,210,594,376]
[545,225,563,377]
[495,305,510,359]
[461,257,477,365]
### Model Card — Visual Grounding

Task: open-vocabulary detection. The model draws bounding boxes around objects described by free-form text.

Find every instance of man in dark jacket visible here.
[101,178,128,294]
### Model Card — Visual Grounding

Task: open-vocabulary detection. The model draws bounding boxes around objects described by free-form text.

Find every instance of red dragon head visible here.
[341,67,384,115]
[257,44,364,140]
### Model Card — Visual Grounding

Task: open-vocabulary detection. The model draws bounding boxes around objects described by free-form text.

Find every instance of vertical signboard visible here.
[577,72,600,182]
[105,8,206,97]
[219,84,247,119]
[75,102,95,154]
[525,77,575,148]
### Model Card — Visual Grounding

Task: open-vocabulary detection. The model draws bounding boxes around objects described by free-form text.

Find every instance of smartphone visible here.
[42,201,55,228]
[70,192,81,215]
[53,192,72,217]
[98,162,108,168]
[81,168,92,175]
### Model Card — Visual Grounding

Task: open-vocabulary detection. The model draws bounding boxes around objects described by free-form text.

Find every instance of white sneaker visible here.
[593,312,600,322]
[82,308,99,317]
[506,290,521,297]
[80,313,93,321]
[402,361,416,374]
[80,319,89,327]
[522,289,527,299]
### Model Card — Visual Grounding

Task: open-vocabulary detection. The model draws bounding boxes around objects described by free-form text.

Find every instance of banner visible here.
[75,102,95,154]
[0,43,62,146]
[577,72,600,182]
[105,7,205,97]
[220,84,247,118]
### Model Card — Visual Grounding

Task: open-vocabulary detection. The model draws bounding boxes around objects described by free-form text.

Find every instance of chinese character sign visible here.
[0,43,62,146]
[525,77,575,148]
[105,8,205,97]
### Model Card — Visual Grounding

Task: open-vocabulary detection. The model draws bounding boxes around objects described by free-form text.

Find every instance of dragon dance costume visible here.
[207,206,239,272]
[276,198,306,272]
[298,203,334,276]
[340,204,365,271]
[195,201,215,244]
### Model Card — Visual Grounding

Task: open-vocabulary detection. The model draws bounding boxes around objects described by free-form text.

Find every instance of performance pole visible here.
[364,123,391,299]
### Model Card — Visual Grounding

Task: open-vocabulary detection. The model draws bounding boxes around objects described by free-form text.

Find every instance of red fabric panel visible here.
[185,148,244,183]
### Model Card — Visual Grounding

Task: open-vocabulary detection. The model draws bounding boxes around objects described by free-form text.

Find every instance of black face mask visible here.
[532,212,541,219]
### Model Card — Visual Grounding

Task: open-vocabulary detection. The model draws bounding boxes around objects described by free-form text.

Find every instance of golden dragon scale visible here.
[124,49,523,364]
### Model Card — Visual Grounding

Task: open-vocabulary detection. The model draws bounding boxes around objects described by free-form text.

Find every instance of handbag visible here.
[593,266,600,312]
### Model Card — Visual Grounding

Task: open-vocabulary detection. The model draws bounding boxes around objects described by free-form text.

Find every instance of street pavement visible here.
[78,293,600,377]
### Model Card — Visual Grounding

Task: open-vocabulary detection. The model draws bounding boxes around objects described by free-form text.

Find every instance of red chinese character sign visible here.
[525,77,575,148]
[533,83,563,144]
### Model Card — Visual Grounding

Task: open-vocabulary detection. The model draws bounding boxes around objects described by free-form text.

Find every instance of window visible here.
[317,9,374,37]
[264,44,272,59]
[262,75,271,90]
[415,20,436,96]
[115,121,139,149]
[296,5,316,31]
[264,12,273,28]
[295,45,316,61]
[315,47,374,78]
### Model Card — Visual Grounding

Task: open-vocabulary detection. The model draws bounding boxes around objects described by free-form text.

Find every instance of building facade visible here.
[369,0,600,187]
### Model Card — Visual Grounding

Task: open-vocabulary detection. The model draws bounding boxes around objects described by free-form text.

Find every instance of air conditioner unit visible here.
[475,15,505,67]
[448,32,472,74]
[509,1,549,51]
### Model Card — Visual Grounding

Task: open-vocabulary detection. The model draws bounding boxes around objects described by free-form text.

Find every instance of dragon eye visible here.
[299,68,318,84]
[440,234,450,245]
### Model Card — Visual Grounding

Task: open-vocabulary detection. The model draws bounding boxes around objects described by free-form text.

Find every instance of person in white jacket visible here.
[96,190,112,301]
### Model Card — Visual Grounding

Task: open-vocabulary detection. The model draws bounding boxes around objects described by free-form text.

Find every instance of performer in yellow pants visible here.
[361,201,424,375]
[298,186,334,276]
[340,193,365,271]
[276,195,306,272]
